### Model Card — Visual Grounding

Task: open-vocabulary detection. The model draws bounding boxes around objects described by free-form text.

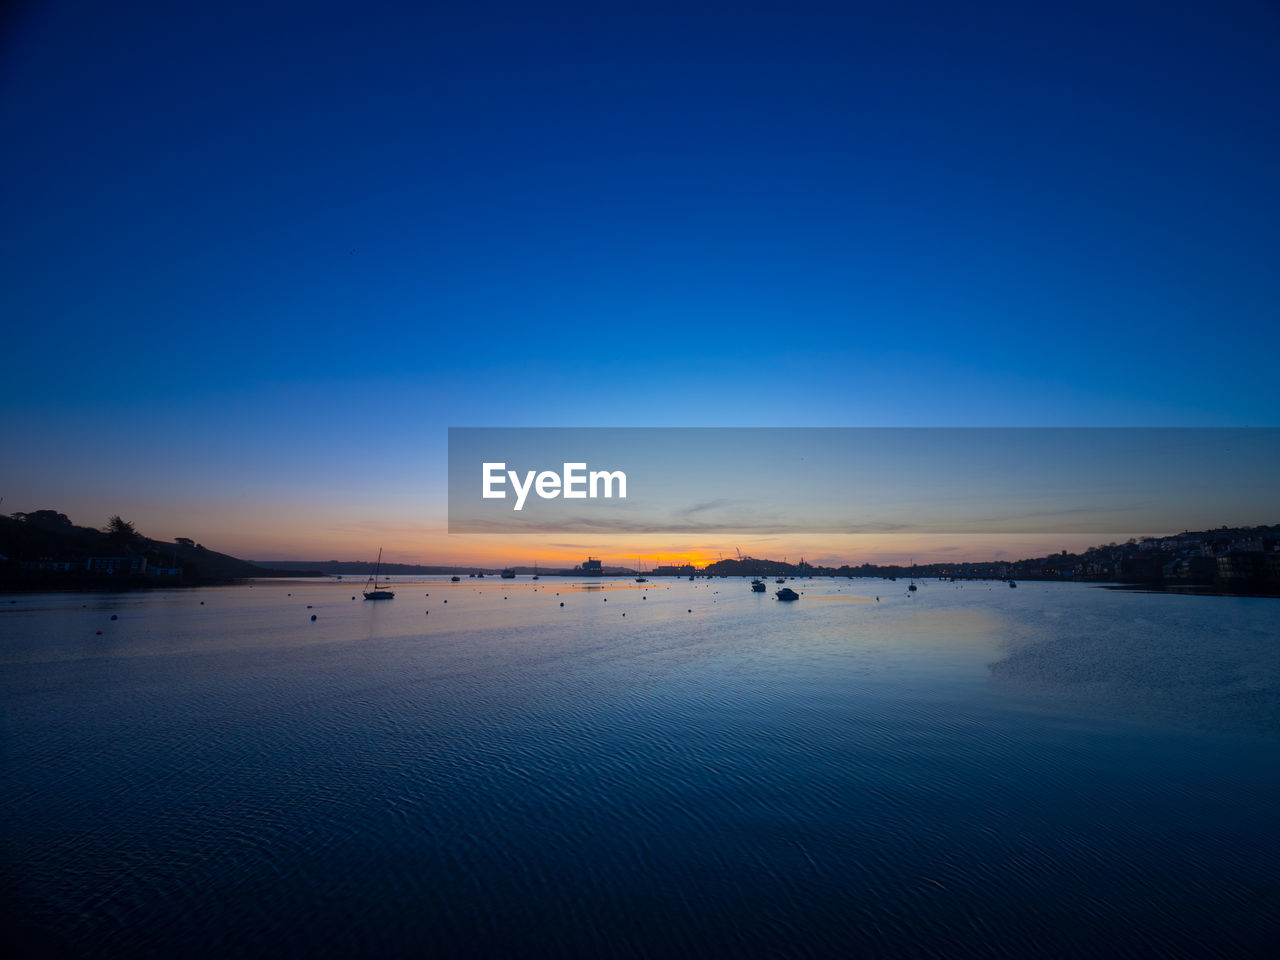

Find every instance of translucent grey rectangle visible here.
[447,428,1279,535]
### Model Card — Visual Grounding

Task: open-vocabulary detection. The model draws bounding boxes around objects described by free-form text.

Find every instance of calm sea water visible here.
[3,578,1277,958]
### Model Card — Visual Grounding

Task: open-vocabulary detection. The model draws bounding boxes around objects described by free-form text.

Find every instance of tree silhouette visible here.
[13,510,73,529]
[106,515,139,543]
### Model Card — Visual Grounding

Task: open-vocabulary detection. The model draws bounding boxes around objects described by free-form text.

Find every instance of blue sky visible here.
[2,0,1277,560]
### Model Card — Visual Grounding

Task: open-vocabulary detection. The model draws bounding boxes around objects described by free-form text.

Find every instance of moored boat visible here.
[363,548,395,600]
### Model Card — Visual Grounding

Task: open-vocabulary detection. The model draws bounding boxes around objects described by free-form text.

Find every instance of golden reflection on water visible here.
[470,580,680,593]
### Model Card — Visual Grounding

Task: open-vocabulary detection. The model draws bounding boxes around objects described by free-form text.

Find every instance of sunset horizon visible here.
[8,501,1274,575]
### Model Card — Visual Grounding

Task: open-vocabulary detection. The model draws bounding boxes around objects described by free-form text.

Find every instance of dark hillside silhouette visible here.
[0,512,319,590]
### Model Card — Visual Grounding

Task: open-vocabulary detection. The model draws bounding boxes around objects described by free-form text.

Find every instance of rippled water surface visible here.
[3,578,1278,957]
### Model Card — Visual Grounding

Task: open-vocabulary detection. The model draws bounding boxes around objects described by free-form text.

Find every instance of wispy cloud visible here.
[678,498,738,516]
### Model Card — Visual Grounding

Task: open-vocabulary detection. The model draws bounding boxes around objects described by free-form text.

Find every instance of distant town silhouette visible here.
[3,510,1277,593]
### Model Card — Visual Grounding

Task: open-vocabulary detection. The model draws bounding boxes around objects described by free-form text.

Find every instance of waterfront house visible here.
[86,557,148,575]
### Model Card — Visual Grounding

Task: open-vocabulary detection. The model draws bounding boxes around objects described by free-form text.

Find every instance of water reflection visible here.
[1,580,1276,957]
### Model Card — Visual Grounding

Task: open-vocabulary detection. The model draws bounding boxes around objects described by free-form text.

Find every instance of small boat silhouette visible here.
[363,548,395,600]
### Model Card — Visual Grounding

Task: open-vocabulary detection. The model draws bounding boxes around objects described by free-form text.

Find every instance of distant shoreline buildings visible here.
[559,556,604,577]
[648,526,1280,590]
[3,514,1278,593]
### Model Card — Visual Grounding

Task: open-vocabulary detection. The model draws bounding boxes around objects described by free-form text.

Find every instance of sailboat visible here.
[635,557,648,583]
[363,548,395,600]
[908,559,918,592]
[532,561,540,581]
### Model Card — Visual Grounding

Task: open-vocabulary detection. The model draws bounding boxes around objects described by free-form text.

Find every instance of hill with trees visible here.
[0,511,319,590]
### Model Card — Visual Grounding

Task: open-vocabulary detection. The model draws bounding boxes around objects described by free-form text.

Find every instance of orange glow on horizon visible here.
[41,499,1125,568]
[220,530,1117,570]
